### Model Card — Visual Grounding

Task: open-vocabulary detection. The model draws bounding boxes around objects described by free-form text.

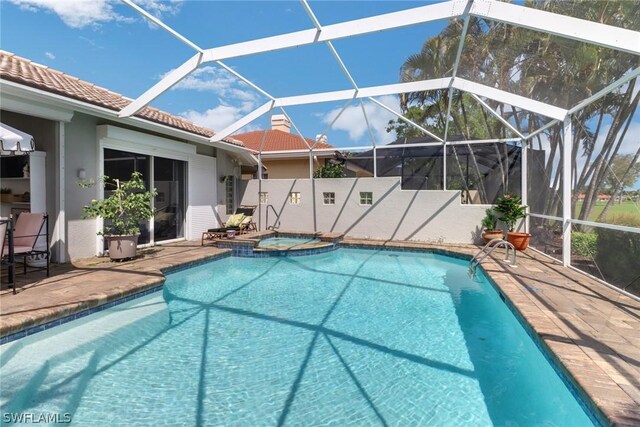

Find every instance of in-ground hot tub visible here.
[257,236,321,249]
[216,231,342,257]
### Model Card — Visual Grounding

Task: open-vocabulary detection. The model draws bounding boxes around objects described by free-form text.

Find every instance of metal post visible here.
[443,142,447,190]
[521,139,528,232]
[562,116,572,266]
[257,153,262,231]
[373,147,377,178]
[5,217,15,293]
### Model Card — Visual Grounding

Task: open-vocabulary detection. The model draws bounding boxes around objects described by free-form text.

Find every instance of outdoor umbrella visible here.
[0,122,35,155]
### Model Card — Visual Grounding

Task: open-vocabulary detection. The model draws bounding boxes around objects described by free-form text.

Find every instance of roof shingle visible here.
[0,50,243,146]
[234,129,333,152]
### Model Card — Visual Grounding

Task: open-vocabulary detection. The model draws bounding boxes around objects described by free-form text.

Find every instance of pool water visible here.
[257,236,321,248]
[0,249,595,426]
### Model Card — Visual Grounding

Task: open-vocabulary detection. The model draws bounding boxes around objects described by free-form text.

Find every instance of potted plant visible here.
[81,172,156,261]
[494,194,531,250]
[481,208,504,244]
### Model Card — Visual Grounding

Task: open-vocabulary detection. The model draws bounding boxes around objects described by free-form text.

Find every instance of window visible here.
[323,192,335,205]
[259,192,269,205]
[289,192,301,205]
[360,192,373,205]
[225,176,235,214]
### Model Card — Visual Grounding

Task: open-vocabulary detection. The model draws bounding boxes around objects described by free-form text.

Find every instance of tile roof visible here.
[0,50,244,146]
[234,129,334,153]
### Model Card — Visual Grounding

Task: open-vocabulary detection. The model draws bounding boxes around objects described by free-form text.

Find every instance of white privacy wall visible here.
[240,177,488,243]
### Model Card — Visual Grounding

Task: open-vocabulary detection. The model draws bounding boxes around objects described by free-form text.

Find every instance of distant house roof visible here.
[234,129,333,153]
[0,50,244,147]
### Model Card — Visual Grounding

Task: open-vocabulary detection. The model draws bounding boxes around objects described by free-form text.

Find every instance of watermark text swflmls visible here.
[2,412,72,424]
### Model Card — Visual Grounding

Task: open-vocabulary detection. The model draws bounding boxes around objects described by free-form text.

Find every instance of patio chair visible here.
[200,206,258,245]
[0,219,16,291]
[1,213,50,280]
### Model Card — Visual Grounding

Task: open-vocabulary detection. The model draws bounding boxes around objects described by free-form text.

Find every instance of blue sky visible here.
[0,0,449,148]
[0,0,638,190]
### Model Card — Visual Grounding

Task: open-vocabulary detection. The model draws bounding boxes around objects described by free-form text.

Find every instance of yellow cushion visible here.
[225,213,245,227]
[240,216,252,225]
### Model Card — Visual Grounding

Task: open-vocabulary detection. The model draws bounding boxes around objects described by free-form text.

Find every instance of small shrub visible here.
[481,208,499,230]
[313,163,345,178]
[572,232,597,258]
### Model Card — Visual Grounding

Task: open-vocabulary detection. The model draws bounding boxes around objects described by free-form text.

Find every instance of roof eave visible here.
[0,79,258,165]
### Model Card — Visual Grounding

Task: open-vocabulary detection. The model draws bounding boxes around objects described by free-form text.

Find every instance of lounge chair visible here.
[201,206,258,245]
[1,213,50,281]
[235,205,257,232]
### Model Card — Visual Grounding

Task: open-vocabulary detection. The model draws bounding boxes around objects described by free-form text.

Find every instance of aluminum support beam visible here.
[211,101,275,142]
[453,78,567,120]
[562,116,572,266]
[119,53,203,118]
[521,139,528,233]
[202,1,466,63]
[469,93,526,139]
[568,68,640,115]
[470,0,640,55]
[524,120,560,141]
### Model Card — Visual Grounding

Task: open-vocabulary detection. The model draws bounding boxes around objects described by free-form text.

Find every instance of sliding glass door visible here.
[103,148,186,246]
[104,148,151,244]
[154,157,186,241]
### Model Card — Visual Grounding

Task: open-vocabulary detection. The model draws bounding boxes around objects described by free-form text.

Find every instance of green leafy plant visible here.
[81,172,156,236]
[494,194,527,232]
[572,232,597,258]
[481,208,499,230]
[313,163,345,178]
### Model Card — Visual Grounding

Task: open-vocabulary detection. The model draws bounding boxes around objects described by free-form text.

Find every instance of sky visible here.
[0,0,638,189]
[0,0,448,148]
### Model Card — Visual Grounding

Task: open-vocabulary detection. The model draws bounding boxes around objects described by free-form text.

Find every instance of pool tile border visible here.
[476,268,607,427]
[0,284,165,345]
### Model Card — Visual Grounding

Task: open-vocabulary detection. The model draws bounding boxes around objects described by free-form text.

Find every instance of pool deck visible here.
[1,236,638,426]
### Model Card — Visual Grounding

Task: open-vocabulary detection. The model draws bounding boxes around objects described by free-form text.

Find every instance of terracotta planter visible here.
[507,232,532,251]
[106,234,139,261]
[482,230,504,244]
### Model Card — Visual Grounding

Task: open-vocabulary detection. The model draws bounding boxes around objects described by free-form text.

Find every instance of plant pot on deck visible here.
[482,229,504,244]
[106,234,139,261]
[507,232,531,251]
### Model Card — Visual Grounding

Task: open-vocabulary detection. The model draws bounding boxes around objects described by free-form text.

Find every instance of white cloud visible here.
[44,51,55,60]
[166,65,264,132]
[321,95,400,145]
[9,0,182,29]
[167,66,260,103]
[180,104,258,133]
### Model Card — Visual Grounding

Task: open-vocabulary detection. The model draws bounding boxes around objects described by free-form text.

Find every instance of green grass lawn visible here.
[576,200,640,222]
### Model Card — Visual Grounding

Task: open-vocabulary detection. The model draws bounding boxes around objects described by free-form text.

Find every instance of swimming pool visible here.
[257,236,321,248]
[0,248,595,426]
